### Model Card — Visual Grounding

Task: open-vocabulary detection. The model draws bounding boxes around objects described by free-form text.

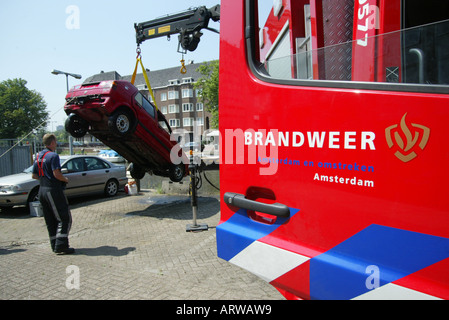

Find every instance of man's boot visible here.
[54,247,75,255]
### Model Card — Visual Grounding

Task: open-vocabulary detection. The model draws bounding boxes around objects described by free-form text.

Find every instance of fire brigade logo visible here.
[385,113,430,162]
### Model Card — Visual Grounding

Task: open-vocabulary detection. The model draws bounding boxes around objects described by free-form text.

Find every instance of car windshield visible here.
[157,110,172,134]
[23,166,33,174]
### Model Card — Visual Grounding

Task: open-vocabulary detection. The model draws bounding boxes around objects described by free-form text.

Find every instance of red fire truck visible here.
[133,1,448,299]
[216,0,449,299]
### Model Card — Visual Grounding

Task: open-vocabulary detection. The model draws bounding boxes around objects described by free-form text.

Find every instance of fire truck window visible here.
[254,0,449,86]
[402,0,449,84]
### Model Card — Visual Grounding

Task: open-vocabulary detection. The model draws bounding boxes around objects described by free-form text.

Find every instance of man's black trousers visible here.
[39,186,72,251]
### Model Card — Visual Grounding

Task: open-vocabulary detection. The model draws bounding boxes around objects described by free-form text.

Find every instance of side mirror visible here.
[61,168,68,174]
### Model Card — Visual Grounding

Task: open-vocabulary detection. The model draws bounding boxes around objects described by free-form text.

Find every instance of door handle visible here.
[223,192,290,217]
[82,173,87,176]
[409,48,425,84]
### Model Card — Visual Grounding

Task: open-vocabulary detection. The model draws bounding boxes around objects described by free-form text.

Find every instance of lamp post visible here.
[51,69,82,155]
[51,69,82,92]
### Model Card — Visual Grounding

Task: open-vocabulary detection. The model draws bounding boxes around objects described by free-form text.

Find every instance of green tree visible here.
[0,78,48,139]
[54,127,69,143]
[194,60,219,129]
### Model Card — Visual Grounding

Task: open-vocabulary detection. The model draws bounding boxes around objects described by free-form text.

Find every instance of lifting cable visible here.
[189,163,220,192]
[202,169,220,191]
[131,47,158,111]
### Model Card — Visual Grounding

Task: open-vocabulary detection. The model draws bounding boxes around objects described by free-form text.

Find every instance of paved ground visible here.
[0,186,284,300]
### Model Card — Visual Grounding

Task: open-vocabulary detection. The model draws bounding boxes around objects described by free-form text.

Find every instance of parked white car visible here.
[0,155,127,209]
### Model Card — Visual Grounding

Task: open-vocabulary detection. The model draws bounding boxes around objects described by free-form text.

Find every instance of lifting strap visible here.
[37,151,51,177]
[131,49,158,111]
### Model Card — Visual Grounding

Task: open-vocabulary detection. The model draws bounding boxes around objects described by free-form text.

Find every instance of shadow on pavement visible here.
[0,247,27,255]
[0,192,128,218]
[126,195,220,221]
[74,245,136,257]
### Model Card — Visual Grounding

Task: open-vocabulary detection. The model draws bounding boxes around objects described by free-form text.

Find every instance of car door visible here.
[134,92,172,163]
[62,157,88,197]
[84,157,111,193]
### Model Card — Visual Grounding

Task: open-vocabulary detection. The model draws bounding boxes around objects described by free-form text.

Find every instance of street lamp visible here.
[51,69,82,155]
[51,69,82,92]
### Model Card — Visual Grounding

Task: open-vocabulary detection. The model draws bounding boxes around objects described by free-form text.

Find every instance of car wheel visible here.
[27,187,39,204]
[65,113,88,138]
[109,110,134,136]
[104,179,118,197]
[129,163,146,180]
[169,163,185,183]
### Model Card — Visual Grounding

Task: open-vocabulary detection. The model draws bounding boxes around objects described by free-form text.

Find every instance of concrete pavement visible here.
[0,186,284,300]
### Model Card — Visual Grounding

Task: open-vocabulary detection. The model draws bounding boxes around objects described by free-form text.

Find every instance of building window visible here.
[161,106,168,114]
[169,104,179,113]
[168,90,179,99]
[183,103,194,112]
[182,77,193,83]
[196,103,203,111]
[161,92,167,101]
[196,117,204,126]
[183,117,194,127]
[169,119,180,127]
[182,88,193,98]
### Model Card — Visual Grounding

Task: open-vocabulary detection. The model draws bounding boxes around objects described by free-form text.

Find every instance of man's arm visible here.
[50,154,68,183]
[53,169,69,183]
[32,162,39,180]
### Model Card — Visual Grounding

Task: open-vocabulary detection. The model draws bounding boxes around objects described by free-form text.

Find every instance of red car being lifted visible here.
[64,80,188,182]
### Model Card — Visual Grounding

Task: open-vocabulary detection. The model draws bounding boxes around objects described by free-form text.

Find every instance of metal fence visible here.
[0,144,34,177]
[0,139,42,177]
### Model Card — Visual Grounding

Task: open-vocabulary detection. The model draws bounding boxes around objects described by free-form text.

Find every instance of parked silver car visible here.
[0,155,128,209]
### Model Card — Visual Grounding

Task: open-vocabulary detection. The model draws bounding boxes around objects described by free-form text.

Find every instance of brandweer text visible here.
[244,130,376,150]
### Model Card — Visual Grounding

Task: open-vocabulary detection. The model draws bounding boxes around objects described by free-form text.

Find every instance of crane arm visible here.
[134,5,220,52]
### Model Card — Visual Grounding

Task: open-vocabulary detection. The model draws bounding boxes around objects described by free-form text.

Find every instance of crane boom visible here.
[134,5,220,52]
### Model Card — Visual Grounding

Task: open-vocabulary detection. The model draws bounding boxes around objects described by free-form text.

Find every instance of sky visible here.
[0,0,222,131]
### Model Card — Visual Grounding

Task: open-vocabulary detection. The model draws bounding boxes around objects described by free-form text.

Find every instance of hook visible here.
[180,57,187,74]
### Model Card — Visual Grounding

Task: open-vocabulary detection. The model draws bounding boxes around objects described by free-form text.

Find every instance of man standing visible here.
[32,133,75,254]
